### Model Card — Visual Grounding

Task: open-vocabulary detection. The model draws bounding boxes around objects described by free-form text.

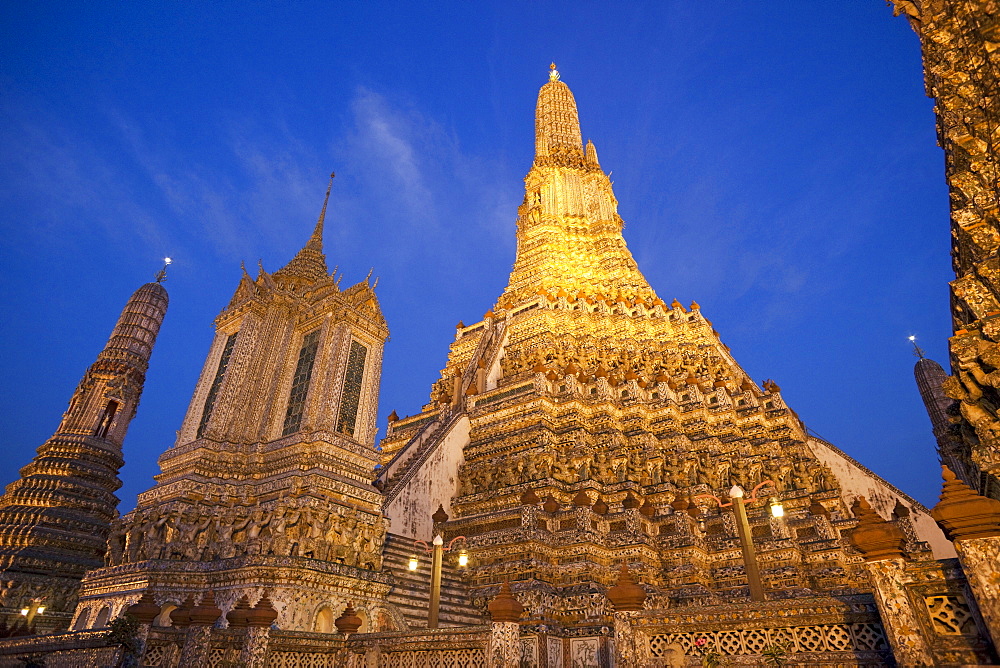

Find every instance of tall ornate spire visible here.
[0,276,169,632]
[503,66,657,304]
[274,173,334,283]
[535,63,583,163]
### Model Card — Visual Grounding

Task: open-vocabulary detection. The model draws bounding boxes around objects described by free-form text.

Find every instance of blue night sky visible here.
[0,3,952,512]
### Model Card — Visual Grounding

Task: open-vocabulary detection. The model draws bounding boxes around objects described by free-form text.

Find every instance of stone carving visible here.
[108,501,386,570]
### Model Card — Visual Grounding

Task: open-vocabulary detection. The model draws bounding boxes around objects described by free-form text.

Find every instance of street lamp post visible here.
[409,534,468,628]
[429,535,443,628]
[729,485,764,602]
[694,480,783,603]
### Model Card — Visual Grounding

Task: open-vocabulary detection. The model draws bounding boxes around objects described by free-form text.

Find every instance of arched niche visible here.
[93,606,111,629]
[153,603,178,627]
[313,606,334,634]
[72,609,90,631]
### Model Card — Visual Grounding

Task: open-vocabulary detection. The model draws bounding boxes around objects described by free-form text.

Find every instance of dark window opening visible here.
[198,332,238,438]
[94,400,119,439]
[336,340,368,437]
[282,330,322,436]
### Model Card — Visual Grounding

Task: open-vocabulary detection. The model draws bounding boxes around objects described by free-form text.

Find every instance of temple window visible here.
[94,400,119,438]
[198,332,238,438]
[282,329,321,436]
[336,340,368,437]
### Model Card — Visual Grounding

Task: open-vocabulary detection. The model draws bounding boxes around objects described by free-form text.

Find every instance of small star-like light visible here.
[164,257,173,265]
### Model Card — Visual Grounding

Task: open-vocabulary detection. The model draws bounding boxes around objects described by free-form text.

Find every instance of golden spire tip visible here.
[549,63,560,82]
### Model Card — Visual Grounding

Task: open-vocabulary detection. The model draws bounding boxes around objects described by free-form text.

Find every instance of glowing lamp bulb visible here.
[908,335,916,342]
[770,498,785,518]
[36,606,45,614]
[164,257,173,265]
[20,608,29,616]
[408,555,419,571]
[458,550,469,567]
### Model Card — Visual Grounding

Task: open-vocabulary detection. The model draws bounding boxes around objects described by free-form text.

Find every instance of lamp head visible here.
[769,497,785,518]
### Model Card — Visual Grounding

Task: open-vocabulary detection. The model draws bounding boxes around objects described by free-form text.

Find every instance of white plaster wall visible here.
[384,416,470,539]
[807,436,956,559]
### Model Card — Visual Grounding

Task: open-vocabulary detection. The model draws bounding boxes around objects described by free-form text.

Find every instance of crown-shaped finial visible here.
[549,62,560,82]
[154,257,172,283]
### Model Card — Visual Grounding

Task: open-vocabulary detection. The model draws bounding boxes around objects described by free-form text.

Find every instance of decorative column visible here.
[606,564,647,667]
[125,591,161,663]
[178,590,222,668]
[932,465,1000,646]
[487,582,524,668]
[849,496,934,666]
[241,594,278,668]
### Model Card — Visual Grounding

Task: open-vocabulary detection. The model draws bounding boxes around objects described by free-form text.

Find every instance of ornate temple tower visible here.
[378,65,955,641]
[73,177,394,633]
[0,274,169,632]
[890,0,1000,499]
[912,341,972,488]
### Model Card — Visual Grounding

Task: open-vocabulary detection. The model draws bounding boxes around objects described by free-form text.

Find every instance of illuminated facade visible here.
[376,67,987,664]
[1,8,999,661]
[70,178,396,634]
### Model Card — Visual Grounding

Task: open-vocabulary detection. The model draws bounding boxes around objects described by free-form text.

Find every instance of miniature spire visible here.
[549,62,560,82]
[908,335,925,359]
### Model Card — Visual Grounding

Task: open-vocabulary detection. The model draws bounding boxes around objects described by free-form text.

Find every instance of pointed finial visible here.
[908,335,926,359]
[154,257,172,283]
[309,172,335,252]
[549,62,560,82]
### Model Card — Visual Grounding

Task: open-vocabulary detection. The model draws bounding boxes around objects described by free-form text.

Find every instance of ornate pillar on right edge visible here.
[487,582,524,668]
[849,496,935,666]
[606,564,648,667]
[932,465,1000,648]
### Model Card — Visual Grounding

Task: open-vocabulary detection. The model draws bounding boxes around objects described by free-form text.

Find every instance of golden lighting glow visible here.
[408,555,419,571]
[20,608,28,616]
[770,498,785,518]
[458,550,469,567]
[36,606,45,614]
